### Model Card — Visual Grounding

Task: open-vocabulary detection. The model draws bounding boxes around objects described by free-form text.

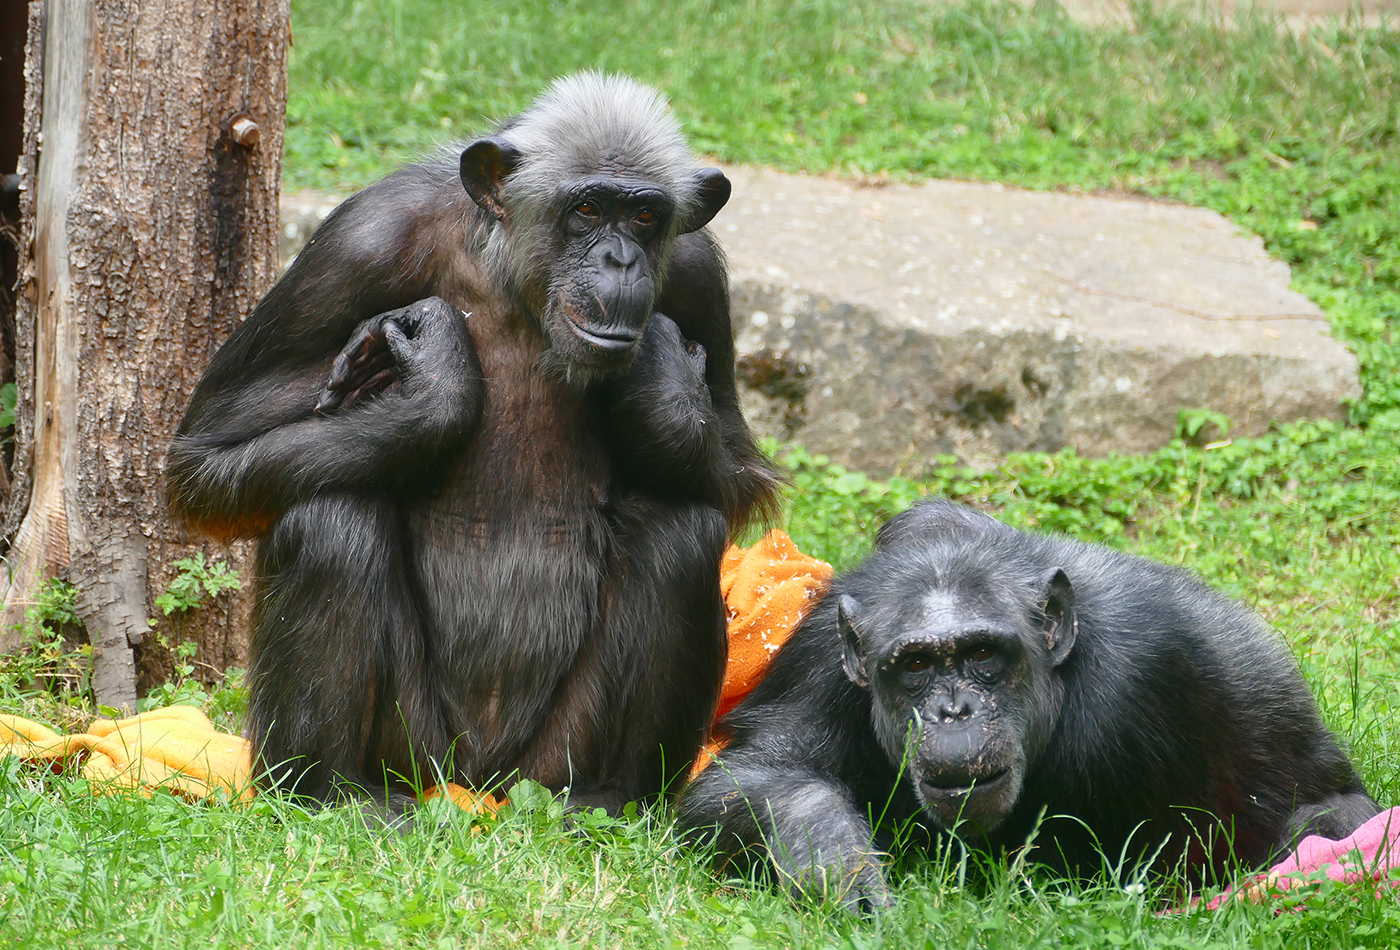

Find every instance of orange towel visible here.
[0,533,829,800]
[716,530,832,720]
[692,530,832,776]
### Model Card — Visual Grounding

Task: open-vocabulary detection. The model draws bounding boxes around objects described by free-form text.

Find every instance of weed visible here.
[141,554,245,721]
[0,578,92,716]
[0,381,16,432]
[139,665,248,731]
[153,553,243,617]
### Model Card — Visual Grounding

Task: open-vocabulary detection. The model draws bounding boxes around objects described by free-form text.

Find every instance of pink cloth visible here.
[1202,807,1400,909]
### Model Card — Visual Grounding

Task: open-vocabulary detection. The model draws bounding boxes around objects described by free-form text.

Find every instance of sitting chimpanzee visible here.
[679,501,1380,909]
[168,74,778,815]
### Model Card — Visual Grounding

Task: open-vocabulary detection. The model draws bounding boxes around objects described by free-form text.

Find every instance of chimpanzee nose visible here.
[937,694,972,723]
[602,236,642,274]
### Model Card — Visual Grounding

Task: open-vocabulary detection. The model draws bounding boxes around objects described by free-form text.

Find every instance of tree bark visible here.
[5,0,288,709]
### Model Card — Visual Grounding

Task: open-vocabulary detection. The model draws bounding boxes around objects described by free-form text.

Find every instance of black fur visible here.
[678,501,1379,909]
[167,76,779,813]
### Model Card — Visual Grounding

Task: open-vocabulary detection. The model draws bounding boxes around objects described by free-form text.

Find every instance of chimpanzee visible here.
[167,73,779,813]
[679,501,1379,909]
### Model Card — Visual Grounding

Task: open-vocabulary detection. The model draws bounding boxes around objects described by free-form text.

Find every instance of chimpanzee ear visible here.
[1037,568,1077,666]
[837,594,869,688]
[678,167,731,234]
[460,137,522,222]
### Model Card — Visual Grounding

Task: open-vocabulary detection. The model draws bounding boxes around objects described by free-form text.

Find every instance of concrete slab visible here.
[1008,0,1393,30]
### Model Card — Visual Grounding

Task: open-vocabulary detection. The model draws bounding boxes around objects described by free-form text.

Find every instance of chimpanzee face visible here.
[541,176,675,368]
[837,567,1076,835]
[459,136,730,376]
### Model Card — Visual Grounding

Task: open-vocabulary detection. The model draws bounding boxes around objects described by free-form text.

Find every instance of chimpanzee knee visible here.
[250,494,441,800]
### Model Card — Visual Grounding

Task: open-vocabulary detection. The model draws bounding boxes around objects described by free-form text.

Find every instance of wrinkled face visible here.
[872,619,1033,833]
[541,175,674,370]
[460,137,730,377]
[838,569,1075,836]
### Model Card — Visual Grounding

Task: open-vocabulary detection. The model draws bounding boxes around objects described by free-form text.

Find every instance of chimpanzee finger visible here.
[844,865,892,914]
[340,367,403,410]
[319,349,391,413]
[317,316,396,413]
[350,325,386,361]
[336,349,397,394]
[383,319,414,359]
[321,347,403,412]
[326,336,384,390]
[326,321,390,390]
[314,385,346,414]
[326,354,351,391]
[389,305,425,337]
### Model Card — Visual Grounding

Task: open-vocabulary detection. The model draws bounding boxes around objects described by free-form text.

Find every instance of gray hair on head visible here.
[478,72,708,297]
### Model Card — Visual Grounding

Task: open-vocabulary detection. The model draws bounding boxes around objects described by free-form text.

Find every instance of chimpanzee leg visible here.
[518,498,729,811]
[247,494,447,803]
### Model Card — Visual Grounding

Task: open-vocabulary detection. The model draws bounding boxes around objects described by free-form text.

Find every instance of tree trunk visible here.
[4,0,288,709]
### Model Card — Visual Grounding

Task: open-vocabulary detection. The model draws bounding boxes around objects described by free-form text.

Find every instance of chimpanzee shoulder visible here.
[184,156,475,416]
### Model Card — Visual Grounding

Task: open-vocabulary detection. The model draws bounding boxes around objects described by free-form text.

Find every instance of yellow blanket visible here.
[0,705,254,802]
[0,705,501,813]
[0,531,829,807]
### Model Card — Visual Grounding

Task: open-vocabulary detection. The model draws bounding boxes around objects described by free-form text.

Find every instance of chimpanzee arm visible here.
[603,230,781,528]
[168,167,485,537]
[680,755,892,911]
[679,619,901,911]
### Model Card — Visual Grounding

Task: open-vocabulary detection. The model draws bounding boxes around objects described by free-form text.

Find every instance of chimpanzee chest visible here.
[404,371,616,761]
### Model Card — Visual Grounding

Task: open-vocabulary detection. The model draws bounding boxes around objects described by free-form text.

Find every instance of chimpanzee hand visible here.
[774,842,892,914]
[648,312,709,389]
[597,311,730,497]
[621,312,709,403]
[604,312,714,442]
[316,297,476,413]
[767,812,893,913]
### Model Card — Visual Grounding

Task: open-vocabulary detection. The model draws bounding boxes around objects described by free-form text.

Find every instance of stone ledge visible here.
[715,166,1358,472]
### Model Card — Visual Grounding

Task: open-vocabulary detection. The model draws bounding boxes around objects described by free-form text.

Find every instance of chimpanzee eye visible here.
[902,655,929,673]
[635,208,658,227]
[576,200,601,218]
[967,646,996,662]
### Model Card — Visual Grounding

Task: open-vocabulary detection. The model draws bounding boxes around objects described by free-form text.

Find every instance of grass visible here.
[3,0,1399,946]
[284,0,1400,422]
[6,765,1400,949]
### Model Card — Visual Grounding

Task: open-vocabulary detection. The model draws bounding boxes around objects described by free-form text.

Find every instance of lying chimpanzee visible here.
[679,501,1379,909]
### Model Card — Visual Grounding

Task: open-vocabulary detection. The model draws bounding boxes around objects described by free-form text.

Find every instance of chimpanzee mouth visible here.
[920,768,1011,800]
[564,311,641,352]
